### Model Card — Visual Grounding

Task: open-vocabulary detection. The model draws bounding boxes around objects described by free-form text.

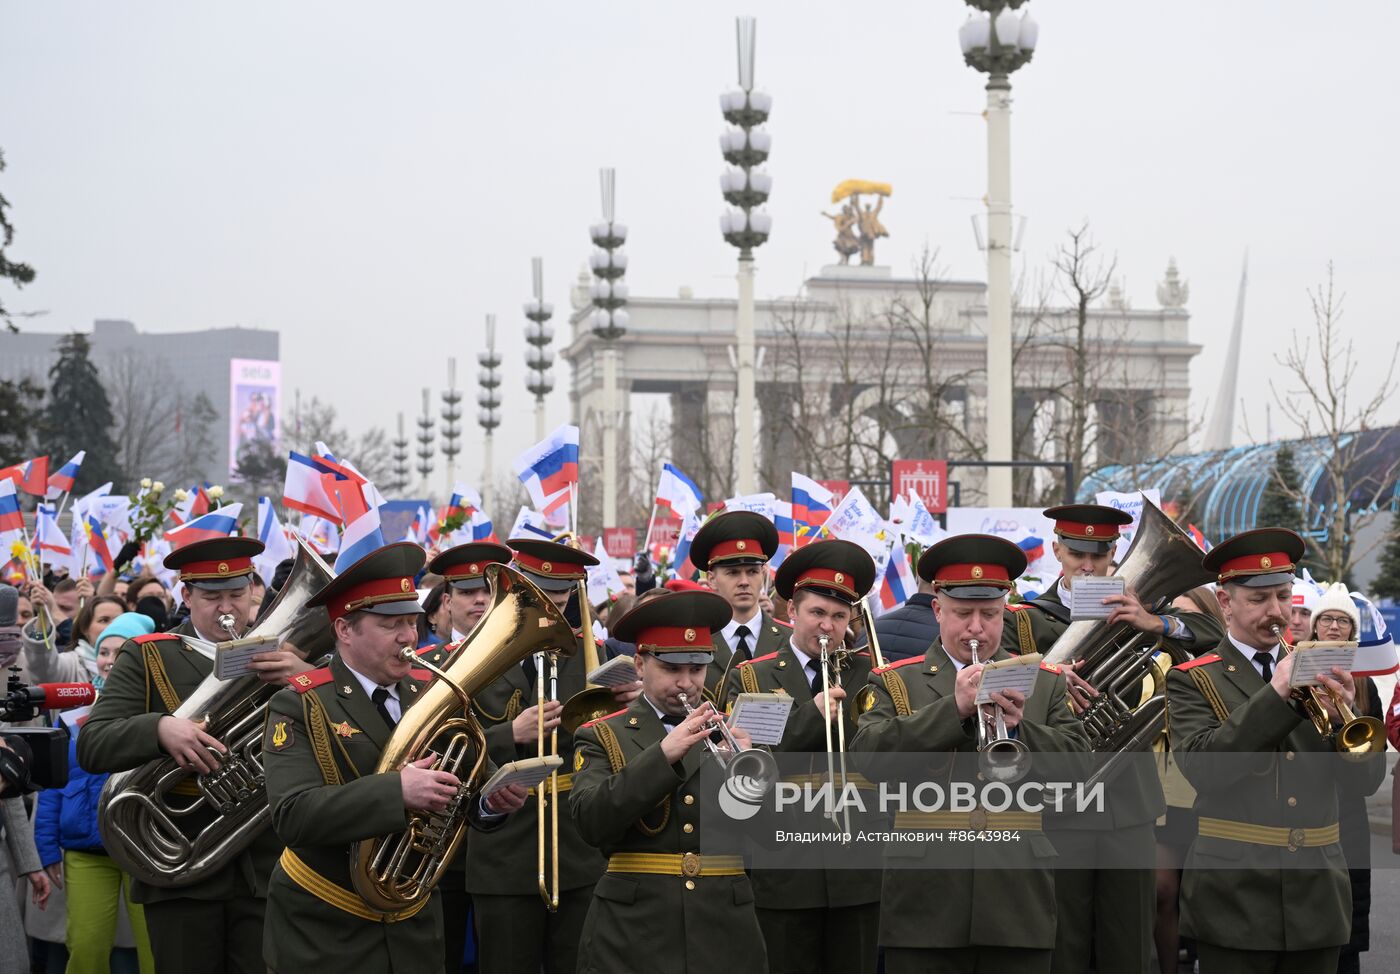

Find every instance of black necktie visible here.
[806,657,822,694]
[371,687,396,728]
[734,625,752,662]
[521,656,538,686]
[660,713,683,728]
[1253,651,1274,683]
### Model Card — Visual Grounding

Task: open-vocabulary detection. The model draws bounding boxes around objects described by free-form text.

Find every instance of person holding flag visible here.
[77,536,320,974]
[686,510,788,706]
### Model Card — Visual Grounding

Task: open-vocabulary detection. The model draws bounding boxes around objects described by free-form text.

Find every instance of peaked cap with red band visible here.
[429,541,513,592]
[916,534,1027,601]
[1042,504,1134,555]
[164,537,264,591]
[1202,528,1304,588]
[609,590,732,664]
[774,539,875,605]
[308,541,426,622]
[507,538,598,592]
[689,510,779,569]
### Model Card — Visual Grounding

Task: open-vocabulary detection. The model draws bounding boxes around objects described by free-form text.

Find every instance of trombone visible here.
[1270,625,1384,758]
[970,639,1031,784]
[534,640,561,911]
[817,633,852,837]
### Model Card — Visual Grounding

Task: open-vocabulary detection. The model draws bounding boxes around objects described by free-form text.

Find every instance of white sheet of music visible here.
[728,692,794,746]
[1068,576,1126,621]
[975,654,1042,705]
[1287,643,1357,688]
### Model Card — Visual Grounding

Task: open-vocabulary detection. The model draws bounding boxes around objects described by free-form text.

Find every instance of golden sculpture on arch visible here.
[822,180,891,266]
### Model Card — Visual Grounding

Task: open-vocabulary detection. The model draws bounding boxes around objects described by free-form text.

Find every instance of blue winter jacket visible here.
[34,721,108,864]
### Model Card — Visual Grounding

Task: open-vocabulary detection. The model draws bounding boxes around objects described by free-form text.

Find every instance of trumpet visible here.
[677,692,777,806]
[1270,625,1384,758]
[971,638,1031,784]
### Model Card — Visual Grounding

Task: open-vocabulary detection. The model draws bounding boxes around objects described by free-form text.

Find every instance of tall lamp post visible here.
[441,358,463,496]
[476,315,503,515]
[524,257,556,442]
[415,388,434,495]
[589,169,629,530]
[720,15,772,497]
[391,413,411,494]
[959,1,1037,507]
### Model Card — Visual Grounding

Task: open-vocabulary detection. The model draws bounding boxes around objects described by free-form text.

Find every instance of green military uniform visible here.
[854,641,1088,973]
[424,541,514,972]
[707,612,787,706]
[1166,529,1385,973]
[570,588,767,974]
[855,532,1090,974]
[80,537,277,974]
[465,539,606,974]
[989,503,1224,974]
[689,510,787,706]
[719,539,881,974]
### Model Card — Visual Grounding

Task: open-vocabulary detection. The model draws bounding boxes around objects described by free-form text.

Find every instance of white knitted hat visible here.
[1291,578,1321,613]
[1310,582,1360,638]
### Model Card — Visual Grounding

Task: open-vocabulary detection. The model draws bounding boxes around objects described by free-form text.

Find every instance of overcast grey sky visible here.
[4,1,1397,496]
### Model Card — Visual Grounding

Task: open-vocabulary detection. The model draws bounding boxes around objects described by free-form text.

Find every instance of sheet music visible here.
[1068,576,1126,621]
[975,653,1042,706]
[728,692,793,746]
[1287,644,1358,688]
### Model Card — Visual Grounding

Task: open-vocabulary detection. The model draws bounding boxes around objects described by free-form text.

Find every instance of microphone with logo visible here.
[0,585,94,795]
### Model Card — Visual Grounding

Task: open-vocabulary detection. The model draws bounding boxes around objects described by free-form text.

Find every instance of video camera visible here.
[0,672,96,795]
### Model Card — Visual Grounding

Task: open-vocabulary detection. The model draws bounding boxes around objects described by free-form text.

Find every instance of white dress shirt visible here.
[1229,633,1280,679]
[720,608,764,657]
[344,663,402,722]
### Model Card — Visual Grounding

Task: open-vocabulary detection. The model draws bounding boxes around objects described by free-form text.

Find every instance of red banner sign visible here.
[817,479,850,506]
[603,527,637,559]
[890,459,948,514]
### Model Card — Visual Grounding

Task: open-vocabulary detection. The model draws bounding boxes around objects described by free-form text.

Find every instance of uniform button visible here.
[684,880,695,891]
[1285,751,1295,761]
[683,794,695,806]
[1287,797,1297,807]
[683,823,695,834]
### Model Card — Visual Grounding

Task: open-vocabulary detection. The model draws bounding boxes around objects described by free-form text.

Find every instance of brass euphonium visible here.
[100,537,336,887]
[349,563,575,914]
[1041,499,1214,784]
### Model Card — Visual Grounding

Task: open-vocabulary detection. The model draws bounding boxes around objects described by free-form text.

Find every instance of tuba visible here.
[349,563,575,914]
[1040,500,1214,781]
[100,537,336,887]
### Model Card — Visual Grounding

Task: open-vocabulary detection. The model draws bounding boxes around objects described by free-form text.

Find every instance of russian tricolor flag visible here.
[0,479,25,544]
[335,504,386,571]
[772,499,794,570]
[878,544,918,614]
[46,451,85,498]
[792,472,834,545]
[1017,535,1045,564]
[469,509,496,543]
[165,503,243,549]
[283,452,342,521]
[0,456,50,497]
[513,425,579,519]
[85,515,115,573]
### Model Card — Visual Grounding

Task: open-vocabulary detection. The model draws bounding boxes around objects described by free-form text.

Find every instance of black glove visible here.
[114,540,141,571]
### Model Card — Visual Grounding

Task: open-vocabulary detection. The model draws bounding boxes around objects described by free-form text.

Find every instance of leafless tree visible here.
[103,350,178,484]
[1266,263,1400,582]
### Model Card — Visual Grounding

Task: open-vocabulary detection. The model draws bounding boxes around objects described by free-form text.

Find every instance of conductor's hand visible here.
[954,662,986,720]
[660,701,722,765]
[157,716,226,773]
[512,702,562,744]
[401,756,460,813]
[812,686,846,723]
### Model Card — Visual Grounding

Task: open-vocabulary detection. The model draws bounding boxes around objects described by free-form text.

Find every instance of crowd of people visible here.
[0,500,1397,974]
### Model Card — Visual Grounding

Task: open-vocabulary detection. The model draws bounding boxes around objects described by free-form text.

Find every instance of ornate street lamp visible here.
[524,256,555,443]
[476,314,503,515]
[720,15,772,495]
[959,0,1038,506]
[589,169,629,529]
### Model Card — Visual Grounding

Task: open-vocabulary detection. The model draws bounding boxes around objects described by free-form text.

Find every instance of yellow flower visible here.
[151,481,165,493]
[208,485,224,499]
[174,489,189,503]
[139,478,152,489]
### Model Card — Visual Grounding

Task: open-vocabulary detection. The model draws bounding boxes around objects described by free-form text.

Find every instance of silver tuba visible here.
[1041,499,1214,781]
[99,537,335,887]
